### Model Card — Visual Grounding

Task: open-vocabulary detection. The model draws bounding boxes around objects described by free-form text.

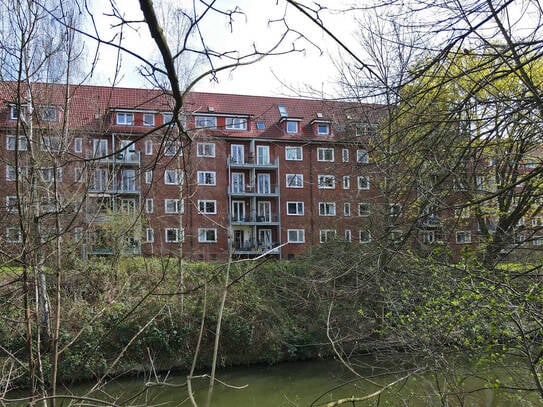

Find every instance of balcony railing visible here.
[228,156,279,169]
[227,184,280,196]
[232,241,281,255]
[86,151,141,165]
[230,214,280,224]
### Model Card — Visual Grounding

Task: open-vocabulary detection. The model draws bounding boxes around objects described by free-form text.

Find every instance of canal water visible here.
[64,358,536,406]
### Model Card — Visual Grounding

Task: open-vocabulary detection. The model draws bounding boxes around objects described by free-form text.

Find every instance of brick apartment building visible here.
[1,82,538,262]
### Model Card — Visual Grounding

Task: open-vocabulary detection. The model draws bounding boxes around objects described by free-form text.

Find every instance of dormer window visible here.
[286,121,298,134]
[10,105,26,121]
[278,105,288,117]
[117,112,134,125]
[194,115,217,129]
[41,107,58,122]
[317,123,330,135]
[225,117,247,131]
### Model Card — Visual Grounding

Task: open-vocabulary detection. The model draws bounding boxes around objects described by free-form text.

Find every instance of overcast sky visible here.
[87,0,358,98]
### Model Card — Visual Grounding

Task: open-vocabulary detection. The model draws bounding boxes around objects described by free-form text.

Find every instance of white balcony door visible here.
[231,144,244,164]
[257,173,271,194]
[121,169,136,191]
[92,139,108,158]
[232,172,245,193]
[257,201,271,222]
[256,145,270,165]
[232,200,245,221]
[258,228,272,247]
[120,140,137,161]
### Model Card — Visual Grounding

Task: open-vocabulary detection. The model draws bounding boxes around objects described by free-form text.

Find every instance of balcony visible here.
[228,156,279,169]
[86,151,141,166]
[230,213,280,225]
[421,215,443,228]
[227,184,280,197]
[88,185,140,195]
[232,241,281,256]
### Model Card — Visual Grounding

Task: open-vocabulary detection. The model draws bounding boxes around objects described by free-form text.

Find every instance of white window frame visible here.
[146,228,154,243]
[40,107,57,122]
[286,201,304,215]
[285,146,303,161]
[225,117,247,130]
[359,230,371,243]
[197,142,216,157]
[164,140,180,156]
[6,135,27,151]
[357,176,370,190]
[194,115,217,129]
[41,135,61,153]
[145,198,154,213]
[318,175,335,189]
[165,198,182,214]
[286,174,303,188]
[389,203,402,217]
[342,176,350,189]
[145,140,153,155]
[6,227,22,243]
[164,169,181,185]
[319,202,336,216]
[286,120,298,134]
[116,112,134,125]
[74,137,82,153]
[345,229,352,242]
[358,203,370,217]
[287,229,305,243]
[74,167,83,183]
[342,149,349,162]
[357,149,369,164]
[317,148,334,162]
[422,231,435,244]
[456,230,472,244]
[143,113,155,126]
[317,123,330,135]
[198,200,217,214]
[165,228,180,243]
[198,228,217,243]
[344,202,351,217]
[6,196,18,213]
[319,229,336,243]
[197,171,216,186]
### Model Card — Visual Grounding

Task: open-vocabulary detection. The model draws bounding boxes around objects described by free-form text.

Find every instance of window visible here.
[92,139,108,157]
[6,165,27,181]
[197,171,216,186]
[197,142,216,157]
[143,113,155,126]
[317,148,334,162]
[421,231,435,244]
[74,227,83,241]
[163,112,173,125]
[6,227,21,243]
[278,105,288,117]
[116,112,134,125]
[455,207,471,219]
[287,229,305,243]
[10,106,23,120]
[165,228,180,243]
[456,231,472,244]
[533,236,543,246]
[198,200,217,214]
[358,203,370,217]
[390,229,403,243]
[345,230,352,242]
[319,202,336,216]
[532,217,543,227]
[344,203,351,217]
[145,198,154,213]
[145,170,153,184]
[6,135,27,151]
[74,167,83,183]
[286,174,303,188]
[41,136,61,152]
[145,140,153,155]
[389,204,402,217]
[256,121,266,130]
[146,228,154,243]
[285,146,303,160]
[286,121,298,134]
[165,198,182,214]
[41,107,57,122]
[342,149,349,162]
[357,150,369,164]
[225,117,247,130]
[359,230,371,243]
[256,145,270,165]
[355,122,378,137]
[357,176,370,190]
[317,123,330,135]
[198,228,217,243]
[194,116,217,129]
[74,137,82,153]
[6,196,18,213]
[318,175,335,189]
[164,169,182,185]
[319,229,336,243]
[343,176,350,189]
[164,140,180,156]
[40,168,54,183]
[286,201,304,215]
